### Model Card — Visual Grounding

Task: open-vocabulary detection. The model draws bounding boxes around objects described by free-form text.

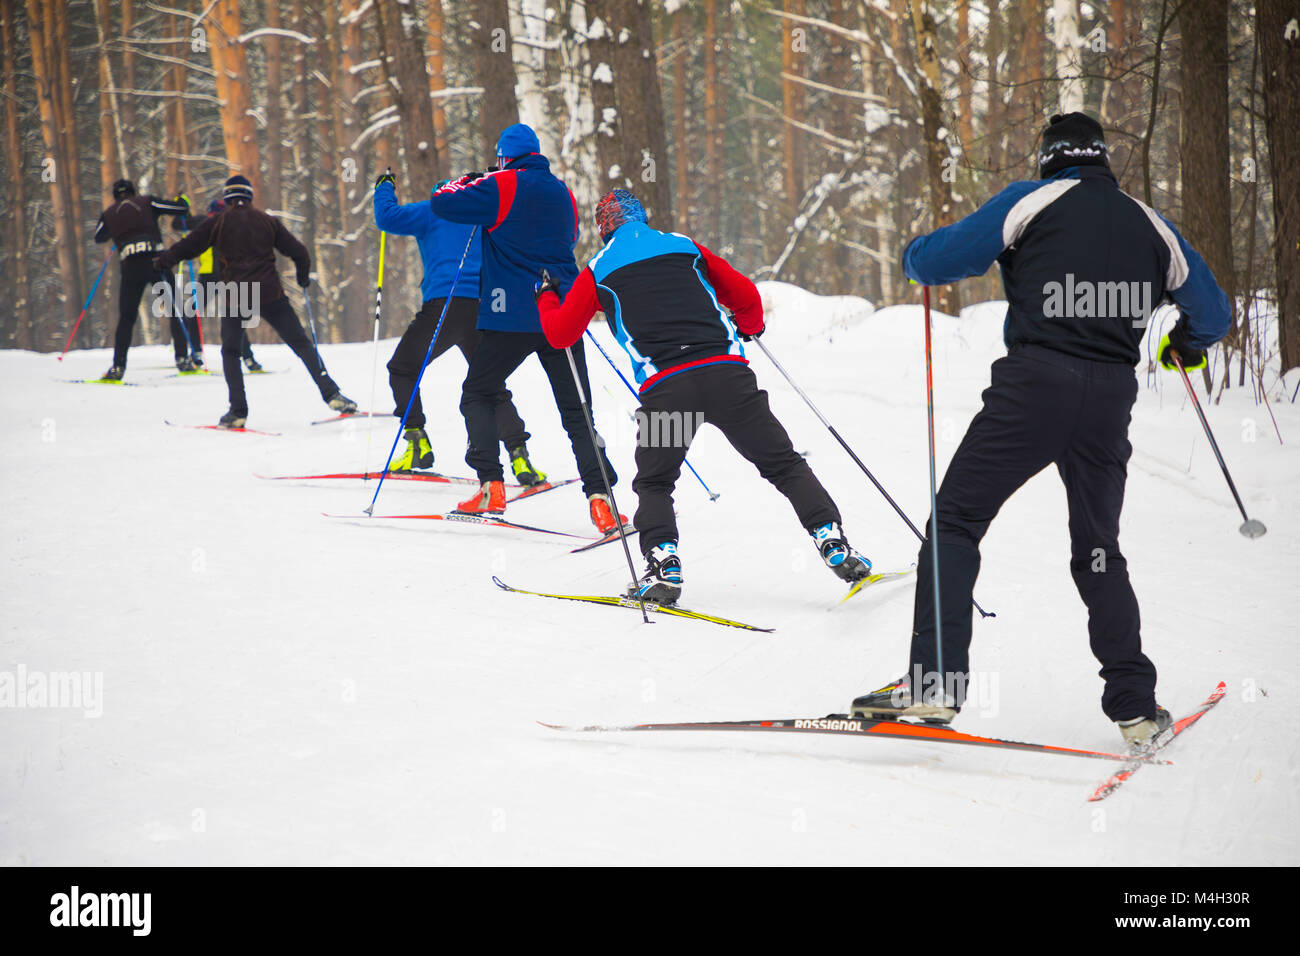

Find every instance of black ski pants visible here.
[221,296,338,415]
[460,330,613,496]
[387,297,529,448]
[112,255,194,367]
[910,344,1153,721]
[632,362,840,555]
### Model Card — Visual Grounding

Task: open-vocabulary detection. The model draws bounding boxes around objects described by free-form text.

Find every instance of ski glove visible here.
[1158,319,1207,371]
[297,274,312,289]
[374,171,396,190]
[534,269,561,302]
[739,325,765,342]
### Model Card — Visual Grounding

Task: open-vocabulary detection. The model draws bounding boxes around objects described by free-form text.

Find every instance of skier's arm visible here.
[902,180,1046,286]
[373,182,434,236]
[155,216,215,269]
[694,243,764,335]
[430,172,506,226]
[149,195,191,227]
[273,218,312,284]
[94,215,110,243]
[1155,213,1232,350]
[538,268,601,349]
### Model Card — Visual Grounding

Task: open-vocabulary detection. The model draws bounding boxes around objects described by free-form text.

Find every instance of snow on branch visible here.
[238,27,317,45]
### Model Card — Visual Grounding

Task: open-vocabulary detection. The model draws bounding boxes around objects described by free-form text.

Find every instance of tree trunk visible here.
[473,0,519,160]
[26,0,82,331]
[1178,0,1235,350]
[207,0,260,176]
[781,0,805,229]
[908,0,961,314]
[1053,0,1083,113]
[703,0,724,244]
[956,0,973,155]
[672,7,691,233]
[264,0,284,211]
[426,0,448,167]
[376,0,438,194]
[1,0,33,347]
[1259,0,1300,375]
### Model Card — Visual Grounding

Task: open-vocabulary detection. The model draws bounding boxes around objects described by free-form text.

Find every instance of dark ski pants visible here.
[632,362,840,555]
[112,255,194,367]
[387,296,529,448]
[460,330,614,496]
[220,296,338,415]
[910,344,1153,721]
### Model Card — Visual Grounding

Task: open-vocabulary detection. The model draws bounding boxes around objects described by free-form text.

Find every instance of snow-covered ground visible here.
[2,285,1296,865]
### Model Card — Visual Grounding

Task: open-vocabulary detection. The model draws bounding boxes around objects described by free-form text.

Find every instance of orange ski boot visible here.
[456,480,506,514]
[588,493,627,534]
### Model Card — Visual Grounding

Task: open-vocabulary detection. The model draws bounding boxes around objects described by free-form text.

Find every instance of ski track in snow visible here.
[2,283,1296,865]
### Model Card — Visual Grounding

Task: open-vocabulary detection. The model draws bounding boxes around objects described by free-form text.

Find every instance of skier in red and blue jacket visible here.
[430,123,620,531]
[538,188,872,604]
[373,170,545,483]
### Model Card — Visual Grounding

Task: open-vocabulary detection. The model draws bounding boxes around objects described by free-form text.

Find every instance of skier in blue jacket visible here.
[850,113,1231,751]
[373,170,546,482]
[431,123,621,531]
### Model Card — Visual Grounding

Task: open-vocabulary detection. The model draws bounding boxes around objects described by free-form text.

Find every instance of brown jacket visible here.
[157,200,309,304]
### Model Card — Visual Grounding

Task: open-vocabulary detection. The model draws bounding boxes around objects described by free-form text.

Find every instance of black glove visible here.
[175,193,190,209]
[297,274,311,289]
[375,170,396,189]
[1158,318,1207,371]
[739,325,765,342]
[900,236,919,283]
[457,170,486,185]
[151,256,165,273]
[534,269,561,302]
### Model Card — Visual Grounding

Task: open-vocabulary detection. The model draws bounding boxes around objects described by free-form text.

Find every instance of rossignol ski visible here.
[494,577,775,632]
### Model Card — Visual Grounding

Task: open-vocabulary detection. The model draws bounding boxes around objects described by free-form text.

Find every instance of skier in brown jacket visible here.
[156,175,357,428]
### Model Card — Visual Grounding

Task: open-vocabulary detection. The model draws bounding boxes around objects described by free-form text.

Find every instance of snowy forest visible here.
[2,0,1298,386]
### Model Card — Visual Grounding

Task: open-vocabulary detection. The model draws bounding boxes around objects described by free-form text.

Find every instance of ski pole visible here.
[170,262,197,356]
[1173,353,1268,538]
[364,229,387,477]
[922,286,944,684]
[366,227,478,516]
[184,256,206,362]
[564,344,650,624]
[583,328,720,501]
[57,245,115,361]
[753,335,995,619]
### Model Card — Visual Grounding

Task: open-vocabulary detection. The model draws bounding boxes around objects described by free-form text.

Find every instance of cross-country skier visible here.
[431,124,620,529]
[373,170,547,482]
[178,198,263,372]
[849,113,1231,751]
[93,179,193,379]
[155,175,358,429]
[537,188,873,603]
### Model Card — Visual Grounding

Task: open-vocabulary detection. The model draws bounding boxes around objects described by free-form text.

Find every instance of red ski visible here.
[310,411,384,425]
[1086,681,1226,802]
[323,509,590,540]
[256,470,487,486]
[165,420,281,436]
[569,522,636,553]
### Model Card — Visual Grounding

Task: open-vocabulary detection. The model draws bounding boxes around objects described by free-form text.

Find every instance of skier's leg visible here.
[534,336,616,496]
[459,330,533,483]
[221,315,248,415]
[631,375,694,555]
[908,351,1067,698]
[111,259,151,368]
[1057,370,1154,721]
[262,296,339,399]
[387,298,444,429]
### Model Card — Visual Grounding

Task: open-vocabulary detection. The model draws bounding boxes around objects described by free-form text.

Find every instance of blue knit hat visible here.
[595,189,647,242]
[223,175,254,202]
[495,124,540,162]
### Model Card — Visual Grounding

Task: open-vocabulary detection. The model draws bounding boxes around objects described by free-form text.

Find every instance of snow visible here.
[2,287,1296,865]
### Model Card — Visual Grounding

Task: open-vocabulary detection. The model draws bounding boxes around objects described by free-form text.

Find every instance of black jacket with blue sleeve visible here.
[903,165,1230,365]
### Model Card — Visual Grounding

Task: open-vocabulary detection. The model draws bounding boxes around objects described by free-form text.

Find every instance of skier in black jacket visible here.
[156,175,357,428]
[93,179,193,379]
[850,113,1231,751]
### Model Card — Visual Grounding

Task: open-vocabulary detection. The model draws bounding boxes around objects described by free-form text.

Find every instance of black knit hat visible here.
[223,174,254,202]
[112,178,135,199]
[1038,112,1109,178]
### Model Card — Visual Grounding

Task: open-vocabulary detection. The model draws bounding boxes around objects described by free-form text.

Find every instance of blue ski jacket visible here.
[373,182,482,303]
[430,153,580,333]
